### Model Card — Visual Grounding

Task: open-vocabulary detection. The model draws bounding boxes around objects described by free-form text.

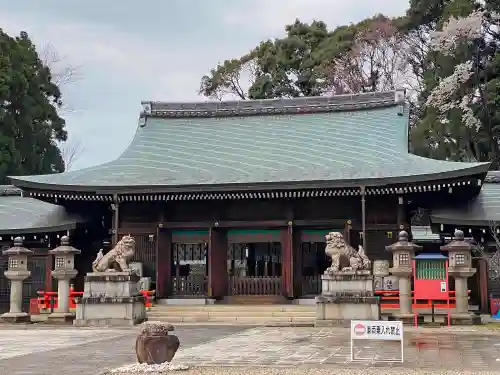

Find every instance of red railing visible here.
[36,288,155,312]
[374,290,471,310]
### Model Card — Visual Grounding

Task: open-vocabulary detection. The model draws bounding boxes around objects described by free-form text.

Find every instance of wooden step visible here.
[149,310,315,317]
[152,304,314,311]
[147,304,316,326]
[221,295,288,304]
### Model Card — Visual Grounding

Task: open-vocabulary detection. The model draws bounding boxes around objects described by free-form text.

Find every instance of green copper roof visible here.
[10,91,489,192]
[431,172,500,226]
[0,187,86,234]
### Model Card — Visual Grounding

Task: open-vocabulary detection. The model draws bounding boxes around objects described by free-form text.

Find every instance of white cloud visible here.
[0,13,209,101]
[223,0,409,37]
[0,0,411,170]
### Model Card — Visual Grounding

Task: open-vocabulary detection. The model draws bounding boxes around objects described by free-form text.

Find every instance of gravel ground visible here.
[108,366,500,375]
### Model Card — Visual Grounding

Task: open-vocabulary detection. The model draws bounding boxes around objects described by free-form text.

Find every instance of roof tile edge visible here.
[141,90,403,119]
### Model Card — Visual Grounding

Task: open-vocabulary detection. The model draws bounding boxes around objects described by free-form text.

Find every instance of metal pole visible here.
[361,186,367,252]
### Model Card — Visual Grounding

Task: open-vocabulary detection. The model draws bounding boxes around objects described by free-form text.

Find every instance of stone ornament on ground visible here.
[136,321,181,365]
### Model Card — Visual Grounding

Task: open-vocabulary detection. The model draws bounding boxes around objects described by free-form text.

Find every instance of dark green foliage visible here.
[0,30,66,183]
[199,19,358,100]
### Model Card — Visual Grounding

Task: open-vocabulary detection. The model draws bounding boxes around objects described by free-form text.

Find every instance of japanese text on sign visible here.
[350,320,403,341]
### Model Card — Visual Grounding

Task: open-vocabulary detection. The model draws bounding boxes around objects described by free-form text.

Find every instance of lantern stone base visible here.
[451,313,480,325]
[1,312,31,323]
[315,272,380,326]
[47,312,76,324]
[391,313,415,325]
[74,271,146,327]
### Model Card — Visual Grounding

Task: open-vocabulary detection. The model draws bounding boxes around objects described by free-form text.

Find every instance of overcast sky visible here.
[0,0,409,170]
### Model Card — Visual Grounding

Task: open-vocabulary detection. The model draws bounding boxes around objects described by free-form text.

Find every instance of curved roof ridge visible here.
[0,195,86,234]
[485,171,500,183]
[141,90,404,119]
[0,185,22,196]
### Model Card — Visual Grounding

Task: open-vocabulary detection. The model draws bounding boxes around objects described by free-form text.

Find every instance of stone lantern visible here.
[441,229,476,323]
[48,235,81,323]
[1,237,33,323]
[386,231,421,322]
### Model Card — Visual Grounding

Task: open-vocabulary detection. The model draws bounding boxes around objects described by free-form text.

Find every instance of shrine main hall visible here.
[1,89,499,310]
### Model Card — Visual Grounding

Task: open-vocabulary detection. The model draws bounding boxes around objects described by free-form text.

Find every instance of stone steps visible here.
[147,304,316,326]
[157,305,314,312]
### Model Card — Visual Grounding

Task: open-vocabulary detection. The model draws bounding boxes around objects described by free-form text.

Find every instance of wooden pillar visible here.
[208,227,227,299]
[397,195,406,230]
[155,226,171,299]
[292,229,302,297]
[112,194,119,246]
[45,254,53,292]
[360,186,367,251]
[281,224,293,298]
[343,221,353,246]
[478,258,489,314]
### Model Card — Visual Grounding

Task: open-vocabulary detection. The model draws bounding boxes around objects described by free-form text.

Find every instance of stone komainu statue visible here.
[324,232,371,274]
[92,234,136,272]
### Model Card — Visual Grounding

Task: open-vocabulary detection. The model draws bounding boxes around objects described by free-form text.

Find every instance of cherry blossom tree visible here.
[425,10,492,128]
[423,8,500,167]
[326,15,415,95]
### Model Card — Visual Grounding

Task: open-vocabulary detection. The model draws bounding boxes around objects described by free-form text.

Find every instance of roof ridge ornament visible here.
[394,89,405,104]
[142,102,152,115]
[143,91,399,119]
[138,102,152,128]
[395,89,405,116]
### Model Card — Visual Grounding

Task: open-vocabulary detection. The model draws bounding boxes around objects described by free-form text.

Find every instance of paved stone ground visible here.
[171,327,500,371]
[0,325,245,375]
[2,326,500,374]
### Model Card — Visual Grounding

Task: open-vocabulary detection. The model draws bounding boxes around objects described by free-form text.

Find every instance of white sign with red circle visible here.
[350,320,403,341]
[350,320,404,363]
[353,323,366,335]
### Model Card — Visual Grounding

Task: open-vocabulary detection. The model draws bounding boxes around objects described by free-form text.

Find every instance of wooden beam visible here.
[293,219,349,227]
[159,220,289,229]
[150,220,398,231]
[118,227,157,235]
[159,221,212,229]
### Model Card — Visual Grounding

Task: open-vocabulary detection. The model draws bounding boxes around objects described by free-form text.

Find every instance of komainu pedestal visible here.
[74,272,146,326]
[315,271,380,325]
[315,232,380,326]
[74,235,146,326]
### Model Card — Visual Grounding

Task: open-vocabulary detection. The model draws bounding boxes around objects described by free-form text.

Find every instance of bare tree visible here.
[40,43,83,114]
[40,43,82,86]
[39,43,85,170]
[60,138,84,171]
[474,221,500,281]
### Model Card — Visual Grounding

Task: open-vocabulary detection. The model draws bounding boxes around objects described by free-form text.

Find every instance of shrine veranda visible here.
[0,90,498,311]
